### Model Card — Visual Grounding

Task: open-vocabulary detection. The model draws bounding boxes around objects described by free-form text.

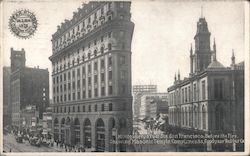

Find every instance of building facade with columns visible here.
[49,2,134,152]
[167,16,244,151]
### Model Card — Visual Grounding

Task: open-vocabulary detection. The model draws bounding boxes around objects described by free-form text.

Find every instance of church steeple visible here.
[193,12,212,73]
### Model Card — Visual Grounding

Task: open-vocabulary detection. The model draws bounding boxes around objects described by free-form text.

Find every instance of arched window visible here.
[88,53,91,59]
[101,46,104,54]
[96,119,105,151]
[195,106,198,128]
[202,105,206,130]
[108,43,112,51]
[215,105,224,130]
[189,106,192,127]
[74,118,80,145]
[119,118,126,128]
[185,107,188,126]
[94,50,97,57]
[84,119,91,148]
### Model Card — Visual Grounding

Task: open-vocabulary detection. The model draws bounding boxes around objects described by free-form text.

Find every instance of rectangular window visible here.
[108,57,112,66]
[68,72,71,80]
[82,90,86,99]
[88,105,91,112]
[94,62,98,71]
[68,83,71,90]
[202,80,206,100]
[72,81,75,89]
[109,103,113,111]
[95,105,97,112]
[64,94,66,101]
[88,89,92,98]
[68,94,71,101]
[82,78,86,87]
[120,2,124,8]
[193,84,197,101]
[88,64,91,73]
[214,79,224,99]
[182,89,184,104]
[77,68,80,76]
[109,85,113,95]
[73,93,75,100]
[77,92,80,100]
[95,88,98,97]
[121,70,126,79]
[109,71,112,80]
[72,70,75,78]
[83,105,85,112]
[101,104,104,111]
[82,66,85,75]
[185,88,187,102]
[101,59,104,68]
[64,73,66,81]
[188,86,191,102]
[94,75,98,83]
[77,80,80,89]
[88,77,91,85]
[101,73,105,82]
[101,87,105,96]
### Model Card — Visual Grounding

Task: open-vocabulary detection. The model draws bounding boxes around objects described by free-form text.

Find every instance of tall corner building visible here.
[49,2,134,152]
[10,48,50,126]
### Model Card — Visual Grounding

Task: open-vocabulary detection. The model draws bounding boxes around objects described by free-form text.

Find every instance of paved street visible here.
[133,121,177,152]
[3,133,63,152]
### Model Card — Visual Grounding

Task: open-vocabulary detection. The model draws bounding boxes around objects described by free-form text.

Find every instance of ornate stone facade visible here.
[49,2,134,152]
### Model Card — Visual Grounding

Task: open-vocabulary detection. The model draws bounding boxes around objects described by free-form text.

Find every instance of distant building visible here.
[132,85,157,120]
[20,105,39,129]
[49,2,134,152]
[150,97,168,120]
[10,48,50,127]
[139,93,167,120]
[167,16,244,151]
[42,107,53,137]
[3,67,11,127]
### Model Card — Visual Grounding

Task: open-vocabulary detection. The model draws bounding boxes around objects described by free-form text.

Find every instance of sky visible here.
[2,0,245,97]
